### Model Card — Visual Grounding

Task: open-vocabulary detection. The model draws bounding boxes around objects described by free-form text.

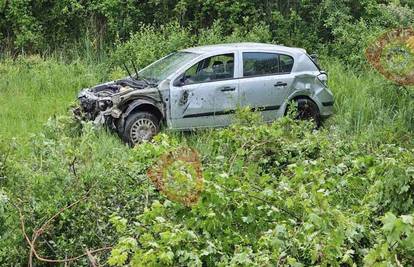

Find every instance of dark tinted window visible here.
[182,54,234,85]
[280,54,294,73]
[243,52,294,77]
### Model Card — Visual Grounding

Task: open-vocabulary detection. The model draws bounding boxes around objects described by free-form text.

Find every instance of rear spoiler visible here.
[308,54,321,71]
[310,54,319,65]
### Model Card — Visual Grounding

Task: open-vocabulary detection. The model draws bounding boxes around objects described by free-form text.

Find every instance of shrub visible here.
[0,107,413,266]
[110,22,193,70]
[109,21,273,75]
[104,113,414,266]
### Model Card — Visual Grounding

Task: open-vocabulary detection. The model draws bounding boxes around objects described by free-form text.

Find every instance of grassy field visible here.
[0,56,104,139]
[0,56,413,266]
[0,56,412,144]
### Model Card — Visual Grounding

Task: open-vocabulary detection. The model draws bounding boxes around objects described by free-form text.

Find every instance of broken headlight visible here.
[79,96,96,112]
[97,99,113,111]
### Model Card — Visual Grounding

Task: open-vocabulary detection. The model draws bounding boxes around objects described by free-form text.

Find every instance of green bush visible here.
[1,0,412,67]
[0,117,158,265]
[110,22,193,70]
[1,111,413,266]
[324,2,414,67]
[109,21,273,72]
[105,113,413,266]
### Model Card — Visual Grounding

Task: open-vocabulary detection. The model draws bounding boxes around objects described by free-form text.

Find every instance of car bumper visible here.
[320,101,334,117]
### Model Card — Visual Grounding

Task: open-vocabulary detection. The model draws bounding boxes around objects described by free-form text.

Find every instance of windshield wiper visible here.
[122,62,133,78]
[122,61,157,87]
[131,60,140,79]
[124,59,163,103]
[130,60,159,86]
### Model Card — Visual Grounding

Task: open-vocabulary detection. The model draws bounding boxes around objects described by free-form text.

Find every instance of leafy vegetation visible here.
[2,0,414,66]
[1,109,413,265]
[0,0,413,266]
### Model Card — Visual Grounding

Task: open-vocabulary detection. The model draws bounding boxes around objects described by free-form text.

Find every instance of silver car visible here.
[75,43,334,145]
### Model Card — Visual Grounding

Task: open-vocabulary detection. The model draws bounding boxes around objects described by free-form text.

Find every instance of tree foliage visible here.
[1,0,413,65]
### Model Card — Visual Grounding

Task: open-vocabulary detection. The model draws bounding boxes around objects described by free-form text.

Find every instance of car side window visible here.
[279,54,294,73]
[242,52,294,77]
[181,53,234,85]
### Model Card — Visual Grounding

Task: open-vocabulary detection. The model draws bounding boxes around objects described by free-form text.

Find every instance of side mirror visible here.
[173,74,186,87]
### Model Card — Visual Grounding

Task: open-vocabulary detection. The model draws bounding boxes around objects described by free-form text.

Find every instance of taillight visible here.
[317,71,328,86]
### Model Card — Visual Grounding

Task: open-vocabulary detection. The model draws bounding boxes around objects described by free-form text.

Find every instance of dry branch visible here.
[12,184,112,266]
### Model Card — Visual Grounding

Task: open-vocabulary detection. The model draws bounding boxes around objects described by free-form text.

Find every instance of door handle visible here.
[274,82,288,87]
[220,86,236,92]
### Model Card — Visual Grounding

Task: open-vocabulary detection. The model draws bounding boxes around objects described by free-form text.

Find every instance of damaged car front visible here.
[75,78,160,128]
[73,51,200,145]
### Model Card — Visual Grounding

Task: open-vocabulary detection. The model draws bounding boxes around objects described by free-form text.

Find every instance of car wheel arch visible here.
[282,94,321,115]
[282,95,322,127]
[117,100,164,133]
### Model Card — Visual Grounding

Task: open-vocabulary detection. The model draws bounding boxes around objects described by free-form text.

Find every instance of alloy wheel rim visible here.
[130,118,157,144]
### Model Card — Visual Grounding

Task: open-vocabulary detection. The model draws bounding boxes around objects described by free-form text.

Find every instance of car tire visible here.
[122,111,160,146]
[289,98,321,128]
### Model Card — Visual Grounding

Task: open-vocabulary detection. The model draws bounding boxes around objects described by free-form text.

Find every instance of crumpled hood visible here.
[78,77,152,99]
[76,77,168,123]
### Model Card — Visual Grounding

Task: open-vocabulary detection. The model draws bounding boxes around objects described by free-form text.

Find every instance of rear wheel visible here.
[123,112,160,146]
[289,98,321,127]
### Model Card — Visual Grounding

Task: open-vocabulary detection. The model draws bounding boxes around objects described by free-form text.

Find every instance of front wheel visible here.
[122,112,160,146]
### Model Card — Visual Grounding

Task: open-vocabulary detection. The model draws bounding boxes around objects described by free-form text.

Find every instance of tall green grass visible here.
[0,56,412,145]
[0,56,106,139]
[325,60,413,145]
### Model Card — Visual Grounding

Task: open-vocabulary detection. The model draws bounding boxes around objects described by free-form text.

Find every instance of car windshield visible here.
[138,51,199,82]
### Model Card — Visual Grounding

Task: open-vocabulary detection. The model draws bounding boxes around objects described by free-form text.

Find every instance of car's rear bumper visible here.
[320,101,334,117]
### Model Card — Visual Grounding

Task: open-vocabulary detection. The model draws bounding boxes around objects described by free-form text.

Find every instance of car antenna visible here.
[122,62,132,78]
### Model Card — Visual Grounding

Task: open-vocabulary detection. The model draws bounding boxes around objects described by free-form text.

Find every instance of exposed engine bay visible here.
[73,77,166,131]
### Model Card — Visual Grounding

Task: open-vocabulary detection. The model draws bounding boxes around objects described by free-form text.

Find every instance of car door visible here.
[239,52,295,122]
[169,52,239,129]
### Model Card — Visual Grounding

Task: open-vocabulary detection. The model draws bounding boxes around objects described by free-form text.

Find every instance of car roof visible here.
[181,42,307,55]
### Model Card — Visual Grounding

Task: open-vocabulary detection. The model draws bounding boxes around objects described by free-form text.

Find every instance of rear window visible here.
[243,52,294,77]
[280,54,294,73]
